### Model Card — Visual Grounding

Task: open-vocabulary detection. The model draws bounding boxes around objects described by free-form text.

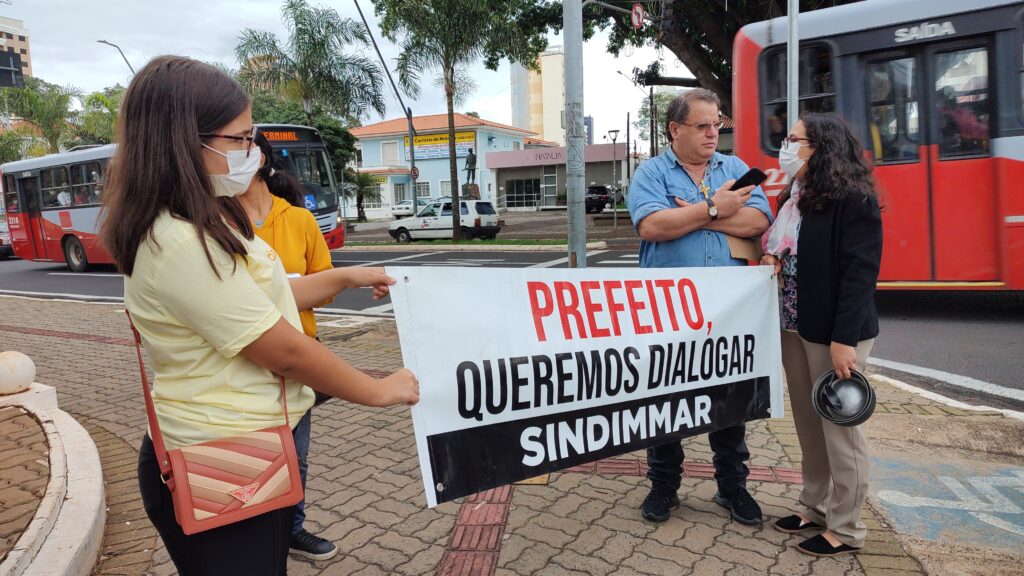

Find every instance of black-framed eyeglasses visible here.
[680,120,725,133]
[200,126,258,157]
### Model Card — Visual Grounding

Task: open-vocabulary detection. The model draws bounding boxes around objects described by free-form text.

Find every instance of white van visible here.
[388,200,501,242]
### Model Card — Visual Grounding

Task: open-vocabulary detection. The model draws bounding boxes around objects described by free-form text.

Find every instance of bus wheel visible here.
[63,237,89,273]
[395,228,412,243]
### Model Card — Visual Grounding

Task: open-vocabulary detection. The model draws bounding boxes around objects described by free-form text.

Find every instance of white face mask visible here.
[203,145,262,197]
[778,139,806,179]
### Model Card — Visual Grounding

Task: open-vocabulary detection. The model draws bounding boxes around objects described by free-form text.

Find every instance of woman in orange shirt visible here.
[234,131,344,560]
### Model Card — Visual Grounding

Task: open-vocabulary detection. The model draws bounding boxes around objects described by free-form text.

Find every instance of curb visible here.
[872,373,1024,422]
[336,241,608,253]
[0,388,106,576]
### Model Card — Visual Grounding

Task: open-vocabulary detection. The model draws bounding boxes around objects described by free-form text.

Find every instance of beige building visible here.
[510,47,565,146]
[0,17,31,77]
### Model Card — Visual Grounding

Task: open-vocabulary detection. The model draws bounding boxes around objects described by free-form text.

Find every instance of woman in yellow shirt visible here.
[101,56,418,575]
[237,131,336,559]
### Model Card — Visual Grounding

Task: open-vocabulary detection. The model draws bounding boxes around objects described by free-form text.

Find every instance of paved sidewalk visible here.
[0,296,1020,575]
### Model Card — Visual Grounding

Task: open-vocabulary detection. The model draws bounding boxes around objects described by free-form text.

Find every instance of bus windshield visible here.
[272,147,338,213]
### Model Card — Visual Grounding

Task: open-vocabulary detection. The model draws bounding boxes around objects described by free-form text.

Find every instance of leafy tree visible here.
[4,77,81,154]
[464,111,480,118]
[236,0,387,126]
[510,0,859,116]
[634,91,677,152]
[0,130,24,164]
[74,85,125,145]
[250,90,357,183]
[373,0,547,240]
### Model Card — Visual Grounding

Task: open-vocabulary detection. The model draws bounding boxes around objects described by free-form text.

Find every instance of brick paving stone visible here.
[0,406,48,564]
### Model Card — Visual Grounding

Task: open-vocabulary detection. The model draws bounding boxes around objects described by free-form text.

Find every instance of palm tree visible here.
[348,171,382,222]
[235,0,387,126]
[77,87,124,145]
[376,0,543,240]
[6,79,81,154]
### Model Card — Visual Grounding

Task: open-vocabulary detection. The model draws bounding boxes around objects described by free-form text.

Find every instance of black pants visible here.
[646,424,750,491]
[138,435,294,576]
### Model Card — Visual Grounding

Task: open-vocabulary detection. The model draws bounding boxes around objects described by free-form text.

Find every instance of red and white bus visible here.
[1,124,345,271]
[733,0,1024,290]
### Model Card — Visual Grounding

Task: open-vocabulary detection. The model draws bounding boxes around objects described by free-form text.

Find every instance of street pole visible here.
[564,0,586,268]
[97,40,135,75]
[787,0,799,131]
[625,112,631,183]
[649,86,657,157]
[607,129,619,230]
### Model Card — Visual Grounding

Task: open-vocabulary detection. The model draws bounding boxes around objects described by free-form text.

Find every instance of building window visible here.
[393,183,408,203]
[505,178,540,208]
[512,141,521,151]
[381,141,398,165]
[363,184,382,209]
[761,45,835,150]
[415,181,431,198]
[19,49,26,55]
[18,35,25,42]
[440,180,452,196]
[4,33,11,40]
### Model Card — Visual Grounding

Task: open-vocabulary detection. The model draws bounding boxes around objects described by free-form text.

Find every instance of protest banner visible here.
[389,266,783,507]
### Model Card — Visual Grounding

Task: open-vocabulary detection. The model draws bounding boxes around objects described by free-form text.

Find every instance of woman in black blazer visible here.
[760,114,883,557]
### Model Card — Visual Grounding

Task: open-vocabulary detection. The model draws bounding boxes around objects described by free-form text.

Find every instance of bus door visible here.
[864,38,996,282]
[925,39,997,281]
[18,176,51,260]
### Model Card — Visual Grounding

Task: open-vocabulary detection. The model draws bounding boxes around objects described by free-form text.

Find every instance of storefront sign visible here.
[404,131,476,160]
[389,266,783,507]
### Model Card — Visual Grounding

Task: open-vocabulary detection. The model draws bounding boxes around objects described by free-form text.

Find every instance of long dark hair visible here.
[253,130,305,207]
[100,56,252,276]
[777,113,877,213]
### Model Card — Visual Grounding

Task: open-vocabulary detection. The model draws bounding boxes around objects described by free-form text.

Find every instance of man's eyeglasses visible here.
[680,120,725,133]
[200,127,258,157]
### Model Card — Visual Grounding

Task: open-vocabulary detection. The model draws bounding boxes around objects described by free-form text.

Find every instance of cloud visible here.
[6,0,691,148]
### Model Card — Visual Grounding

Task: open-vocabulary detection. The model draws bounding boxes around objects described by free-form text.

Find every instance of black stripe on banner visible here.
[426,376,770,504]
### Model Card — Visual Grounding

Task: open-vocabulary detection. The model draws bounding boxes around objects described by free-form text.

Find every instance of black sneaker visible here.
[713,485,763,525]
[290,529,338,560]
[641,483,680,522]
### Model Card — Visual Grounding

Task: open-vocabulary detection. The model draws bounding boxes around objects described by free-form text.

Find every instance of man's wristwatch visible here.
[705,197,719,220]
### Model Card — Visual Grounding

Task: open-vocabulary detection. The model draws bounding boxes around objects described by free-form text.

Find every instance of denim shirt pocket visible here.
[665,178,701,205]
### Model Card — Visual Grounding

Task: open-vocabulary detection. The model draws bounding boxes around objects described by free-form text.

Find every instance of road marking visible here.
[529,250,608,268]
[314,307,394,318]
[0,289,124,302]
[877,470,1024,537]
[870,357,1024,403]
[361,303,393,314]
[47,272,121,278]
[353,253,433,268]
[617,254,639,259]
[593,260,638,266]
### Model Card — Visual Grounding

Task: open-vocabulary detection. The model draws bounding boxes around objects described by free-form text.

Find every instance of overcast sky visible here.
[6,0,692,149]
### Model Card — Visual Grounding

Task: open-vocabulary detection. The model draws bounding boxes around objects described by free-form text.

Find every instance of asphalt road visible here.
[1,249,1020,410]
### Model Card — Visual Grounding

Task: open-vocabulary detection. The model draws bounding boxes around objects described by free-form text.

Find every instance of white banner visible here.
[389,266,783,507]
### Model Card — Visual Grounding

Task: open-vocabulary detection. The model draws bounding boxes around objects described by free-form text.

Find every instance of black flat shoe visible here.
[774,514,823,534]
[796,534,861,557]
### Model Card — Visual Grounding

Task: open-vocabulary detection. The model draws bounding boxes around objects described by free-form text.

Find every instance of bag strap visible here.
[125,311,290,479]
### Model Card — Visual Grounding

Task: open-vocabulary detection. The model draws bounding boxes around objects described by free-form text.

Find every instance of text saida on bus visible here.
[0,123,345,271]
[733,0,1024,290]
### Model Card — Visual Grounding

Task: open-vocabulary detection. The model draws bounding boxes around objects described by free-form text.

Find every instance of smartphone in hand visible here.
[729,168,768,191]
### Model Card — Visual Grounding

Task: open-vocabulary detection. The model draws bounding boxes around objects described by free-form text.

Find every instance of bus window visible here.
[3,174,18,213]
[934,47,990,157]
[279,148,337,212]
[762,45,835,150]
[867,57,919,163]
[69,161,103,206]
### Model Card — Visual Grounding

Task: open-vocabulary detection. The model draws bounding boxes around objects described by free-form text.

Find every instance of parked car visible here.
[0,220,11,259]
[389,200,501,242]
[585,185,611,214]
[391,198,428,218]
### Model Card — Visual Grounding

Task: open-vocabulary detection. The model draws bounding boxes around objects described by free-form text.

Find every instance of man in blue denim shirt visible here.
[627,89,772,526]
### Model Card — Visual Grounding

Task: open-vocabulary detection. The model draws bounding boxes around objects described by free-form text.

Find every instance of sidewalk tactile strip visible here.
[438,485,514,576]
[561,457,803,484]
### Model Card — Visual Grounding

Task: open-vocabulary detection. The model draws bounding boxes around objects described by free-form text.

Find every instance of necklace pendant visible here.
[699,182,711,197]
